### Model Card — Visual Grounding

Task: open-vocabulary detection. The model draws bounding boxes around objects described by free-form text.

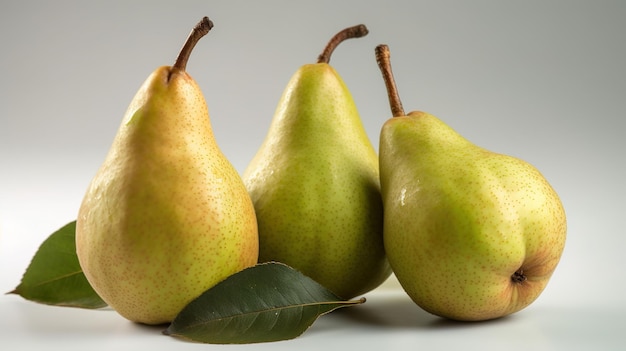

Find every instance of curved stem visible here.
[375,44,405,117]
[173,16,214,72]
[317,24,368,64]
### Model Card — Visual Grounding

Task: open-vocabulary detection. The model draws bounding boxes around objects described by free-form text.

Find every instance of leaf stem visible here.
[317,24,369,64]
[375,44,405,117]
[173,16,214,72]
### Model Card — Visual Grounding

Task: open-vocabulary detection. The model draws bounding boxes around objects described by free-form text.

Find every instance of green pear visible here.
[75,17,259,325]
[243,25,391,299]
[375,44,567,321]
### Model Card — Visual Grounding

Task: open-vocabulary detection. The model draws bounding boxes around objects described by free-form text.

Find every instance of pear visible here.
[75,17,259,325]
[375,44,567,321]
[243,25,391,299]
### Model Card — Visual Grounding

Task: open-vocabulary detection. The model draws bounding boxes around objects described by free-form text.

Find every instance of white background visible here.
[1,1,625,350]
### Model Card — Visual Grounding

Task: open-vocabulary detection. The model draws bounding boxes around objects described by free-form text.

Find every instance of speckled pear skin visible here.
[75,66,259,325]
[243,64,391,299]
[380,111,567,321]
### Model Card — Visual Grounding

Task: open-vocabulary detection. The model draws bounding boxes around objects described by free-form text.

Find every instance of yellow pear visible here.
[243,25,391,299]
[75,17,258,325]
[375,44,566,321]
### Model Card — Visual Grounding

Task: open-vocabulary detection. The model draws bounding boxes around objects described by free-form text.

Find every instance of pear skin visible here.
[75,18,258,325]
[375,45,566,321]
[243,25,391,299]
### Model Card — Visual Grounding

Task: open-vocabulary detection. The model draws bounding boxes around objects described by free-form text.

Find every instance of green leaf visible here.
[9,221,107,309]
[164,262,365,344]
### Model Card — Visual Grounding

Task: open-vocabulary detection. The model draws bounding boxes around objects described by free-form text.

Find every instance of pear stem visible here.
[316,24,369,64]
[375,44,405,117]
[173,16,214,72]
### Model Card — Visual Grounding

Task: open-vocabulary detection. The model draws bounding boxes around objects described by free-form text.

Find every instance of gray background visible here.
[1,1,625,349]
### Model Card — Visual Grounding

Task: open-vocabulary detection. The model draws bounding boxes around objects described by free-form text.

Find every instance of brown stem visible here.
[173,16,214,72]
[317,24,368,64]
[375,44,405,117]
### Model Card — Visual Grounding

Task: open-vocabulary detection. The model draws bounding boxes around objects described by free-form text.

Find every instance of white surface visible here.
[2,1,625,350]
[1,286,623,350]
